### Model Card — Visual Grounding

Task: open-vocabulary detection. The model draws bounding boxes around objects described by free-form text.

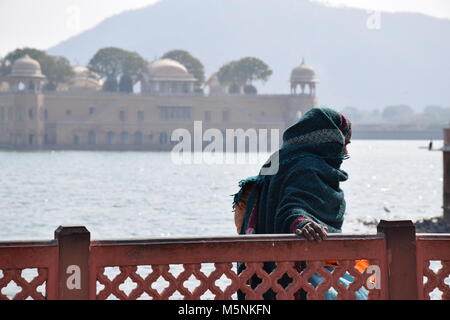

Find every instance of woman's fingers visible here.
[298,224,315,241]
[307,224,322,242]
[295,222,328,242]
[296,227,312,241]
[310,222,328,240]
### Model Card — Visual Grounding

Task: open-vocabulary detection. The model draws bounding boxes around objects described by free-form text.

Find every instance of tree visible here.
[217,61,240,88]
[0,48,46,76]
[88,47,147,92]
[423,105,443,121]
[341,106,363,123]
[236,57,272,84]
[162,49,205,87]
[0,48,74,91]
[103,76,118,92]
[382,105,414,123]
[217,57,272,90]
[228,83,241,94]
[40,55,74,91]
[243,84,257,95]
[119,74,134,93]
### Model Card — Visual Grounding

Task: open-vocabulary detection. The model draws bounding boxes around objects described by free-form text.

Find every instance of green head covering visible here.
[233,107,353,300]
[282,107,351,149]
[233,107,351,234]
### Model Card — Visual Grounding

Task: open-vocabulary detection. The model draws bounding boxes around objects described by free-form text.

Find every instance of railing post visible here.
[55,226,90,300]
[377,220,418,300]
[443,127,450,221]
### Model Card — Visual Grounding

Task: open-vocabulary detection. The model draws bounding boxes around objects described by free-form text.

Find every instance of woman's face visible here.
[342,130,352,155]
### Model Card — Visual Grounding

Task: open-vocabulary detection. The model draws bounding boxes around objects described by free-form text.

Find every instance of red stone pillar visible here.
[377,220,418,300]
[55,226,90,300]
[443,128,450,221]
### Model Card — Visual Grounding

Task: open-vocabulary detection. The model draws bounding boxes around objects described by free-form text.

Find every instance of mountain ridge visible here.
[48,0,450,111]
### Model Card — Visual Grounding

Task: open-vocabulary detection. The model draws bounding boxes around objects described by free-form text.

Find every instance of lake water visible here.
[0,140,446,299]
[0,140,444,241]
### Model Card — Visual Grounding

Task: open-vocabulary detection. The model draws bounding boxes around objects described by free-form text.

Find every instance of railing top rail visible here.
[416,233,450,240]
[91,233,384,246]
[0,240,57,248]
[0,245,58,269]
[416,233,450,261]
[89,233,387,266]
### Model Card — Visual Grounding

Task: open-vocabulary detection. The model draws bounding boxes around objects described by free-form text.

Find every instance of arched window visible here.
[134,131,143,145]
[222,110,230,122]
[73,135,80,145]
[160,82,166,94]
[18,82,25,91]
[159,132,168,145]
[88,131,96,145]
[121,131,129,145]
[183,83,189,94]
[107,131,115,145]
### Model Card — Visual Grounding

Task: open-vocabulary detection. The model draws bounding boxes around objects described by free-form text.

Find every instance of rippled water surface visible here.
[0,140,444,241]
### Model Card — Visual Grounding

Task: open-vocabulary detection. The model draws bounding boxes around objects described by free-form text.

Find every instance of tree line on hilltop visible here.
[0,47,272,95]
[341,105,450,128]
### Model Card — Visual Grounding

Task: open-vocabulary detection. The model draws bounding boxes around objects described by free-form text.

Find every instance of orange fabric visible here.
[325,260,339,266]
[324,259,369,272]
[354,259,370,273]
[327,259,376,284]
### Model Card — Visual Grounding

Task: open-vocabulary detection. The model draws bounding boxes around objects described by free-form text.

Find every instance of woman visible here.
[232,107,368,300]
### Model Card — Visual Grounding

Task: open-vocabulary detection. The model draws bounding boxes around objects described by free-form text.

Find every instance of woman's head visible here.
[335,111,352,155]
[343,127,352,155]
[282,107,352,150]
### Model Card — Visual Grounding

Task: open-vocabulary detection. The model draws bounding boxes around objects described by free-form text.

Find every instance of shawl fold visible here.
[232,107,351,235]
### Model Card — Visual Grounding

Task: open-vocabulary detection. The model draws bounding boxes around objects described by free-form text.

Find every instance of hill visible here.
[48,0,450,110]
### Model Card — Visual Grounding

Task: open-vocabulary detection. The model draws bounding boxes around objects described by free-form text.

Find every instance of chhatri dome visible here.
[140,58,197,95]
[7,54,46,93]
[290,58,318,96]
[9,54,45,79]
[205,72,226,96]
[147,59,195,81]
[69,66,102,91]
[290,58,318,83]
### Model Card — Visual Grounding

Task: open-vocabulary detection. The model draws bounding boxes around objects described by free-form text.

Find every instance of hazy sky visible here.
[1,0,450,58]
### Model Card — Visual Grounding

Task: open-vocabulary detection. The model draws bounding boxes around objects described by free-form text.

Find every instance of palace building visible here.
[0,55,318,150]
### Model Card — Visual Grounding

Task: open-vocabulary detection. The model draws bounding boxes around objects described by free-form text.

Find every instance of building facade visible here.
[0,56,319,150]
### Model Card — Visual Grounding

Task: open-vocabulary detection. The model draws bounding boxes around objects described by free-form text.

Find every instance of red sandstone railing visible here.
[0,220,449,300]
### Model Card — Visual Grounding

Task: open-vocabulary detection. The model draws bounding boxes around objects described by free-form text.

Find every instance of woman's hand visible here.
[295,221,328,242]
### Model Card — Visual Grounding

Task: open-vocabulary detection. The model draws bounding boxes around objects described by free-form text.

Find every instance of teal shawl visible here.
[232,107,351,235]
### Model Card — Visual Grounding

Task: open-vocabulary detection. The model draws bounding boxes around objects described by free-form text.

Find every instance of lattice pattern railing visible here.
[90,235,388,300]
[0,268,47,300]
[416,235,450,300]
[0,243,58,300]
[94,260,380,300]
[423,261,450,299]
[1,225,450,300]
